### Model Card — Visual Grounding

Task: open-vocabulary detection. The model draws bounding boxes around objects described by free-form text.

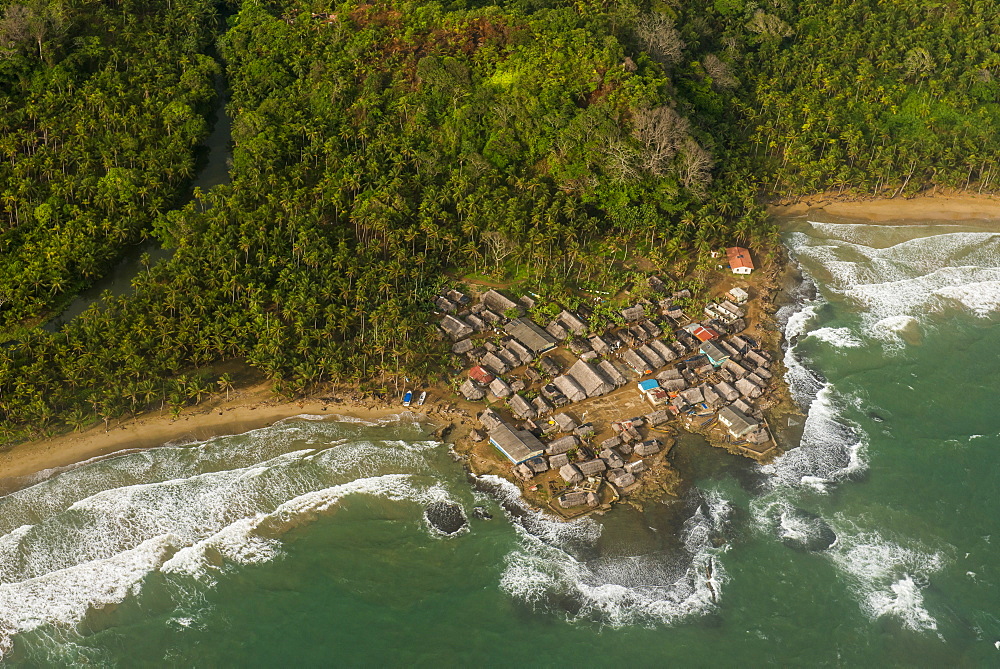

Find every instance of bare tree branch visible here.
[703,53,738,89]
[635,12,685,66]
[677,138,714,196]
[632,105,690,176]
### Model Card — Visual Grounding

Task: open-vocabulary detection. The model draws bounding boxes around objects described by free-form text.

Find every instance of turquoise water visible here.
[3,219,1000,666]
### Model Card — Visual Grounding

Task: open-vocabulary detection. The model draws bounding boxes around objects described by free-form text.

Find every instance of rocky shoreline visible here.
[441,243,800,519]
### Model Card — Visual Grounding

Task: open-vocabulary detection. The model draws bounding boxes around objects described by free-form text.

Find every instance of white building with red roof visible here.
[726,247,754,274]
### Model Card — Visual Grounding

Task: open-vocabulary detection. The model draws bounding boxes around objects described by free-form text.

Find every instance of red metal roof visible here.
[692,325,718,342]
[726,247,754,270]
[468,366,495,384]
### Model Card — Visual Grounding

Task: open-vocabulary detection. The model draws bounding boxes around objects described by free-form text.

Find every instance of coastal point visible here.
[441,249,791,517]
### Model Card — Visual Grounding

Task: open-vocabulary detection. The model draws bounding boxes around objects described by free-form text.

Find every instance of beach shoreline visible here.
[0,244,797,507]
[767,192,1000,223]
[0,382,474,494]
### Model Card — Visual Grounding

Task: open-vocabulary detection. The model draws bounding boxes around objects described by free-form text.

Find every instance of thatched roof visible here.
[600,449,624,469]
[636,345,664,370]
[621,305,645,322]
[702,384,724,408]
[481,289,519,315]
[446,289,469,304]
[723,359,749,379]
[577,459,607,476]
[735,377,762,399]
[634,439,661,456]
[478,407,503,430]
[607,468,635,489]
[559,491,589,508]
[659,378,687,392]
[480,352,510,375]
[588,335,611,355]
[621,349,652,374]
[598,360,628,387]
[553,374,587,403]
[440,315,473,340]
[681,387,704,405]
[538,356,561,377]
[545,320,569,340]
[566,359,613,398]
[504,318,557,355]
[657,367,682,381]
[546,435,578,456]
[625,459,648,474]
[549,453,570,468]
[435,296,457,313]
[642,321,662,338]
[601,435,622,450]
[464,314,485,332]
[645,409,671,426]
[459,379,485,401]
[496,348,520,369]
[559,464,583,483]
[504,339,533,365]
[532,396,552,416]
[713,381,739,402]
[489,378,512,398]
[650,339,676,361]
[524,457,549,474]
[553,413,578,431]
[508,393,537,419]
[558,310,588,335]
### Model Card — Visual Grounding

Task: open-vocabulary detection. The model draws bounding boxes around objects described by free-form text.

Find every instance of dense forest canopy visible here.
[0,0,997,441]
[734,0,1000,195]
[0,0,219,326]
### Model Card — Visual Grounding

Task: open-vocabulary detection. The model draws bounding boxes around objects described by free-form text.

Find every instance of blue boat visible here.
[402,390,413,407]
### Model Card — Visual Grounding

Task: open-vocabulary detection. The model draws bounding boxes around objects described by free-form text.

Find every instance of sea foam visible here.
[482,475,730,628]
[828,524,947,635]
[0,420,452,659]
[794,224,1000,346]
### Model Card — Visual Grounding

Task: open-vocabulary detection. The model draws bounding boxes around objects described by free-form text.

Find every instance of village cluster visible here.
[436,247,777,513]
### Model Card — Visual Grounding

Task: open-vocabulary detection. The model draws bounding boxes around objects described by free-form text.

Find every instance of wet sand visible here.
[768,193,1000,223]
[0,383,469,492]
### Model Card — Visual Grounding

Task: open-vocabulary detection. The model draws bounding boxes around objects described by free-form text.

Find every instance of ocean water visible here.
[2,218,1000,666]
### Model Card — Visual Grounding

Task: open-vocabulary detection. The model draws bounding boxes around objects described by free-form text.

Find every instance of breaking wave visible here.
[807,327,863,349]
[481,475,731,628]
[787,225,1000,349]
[0,416,456,660]
[764,219,987,636]
[770,260,867,491]
[828,522,948,636]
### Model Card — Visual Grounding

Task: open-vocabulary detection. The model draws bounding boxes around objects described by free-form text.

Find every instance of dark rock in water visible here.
[778,508,837,552]
[425,501,467,535]
[472,506,493,520]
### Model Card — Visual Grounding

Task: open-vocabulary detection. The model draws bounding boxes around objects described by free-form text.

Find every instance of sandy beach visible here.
[768,192,1000,222]
[0,382,472,493]
[9,191,992,495]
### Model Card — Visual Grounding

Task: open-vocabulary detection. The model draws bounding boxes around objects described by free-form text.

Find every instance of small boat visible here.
[417,391,427,406]
[402,390,413,407]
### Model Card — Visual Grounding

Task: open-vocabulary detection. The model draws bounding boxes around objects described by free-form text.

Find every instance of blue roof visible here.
[638,379,660,391]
